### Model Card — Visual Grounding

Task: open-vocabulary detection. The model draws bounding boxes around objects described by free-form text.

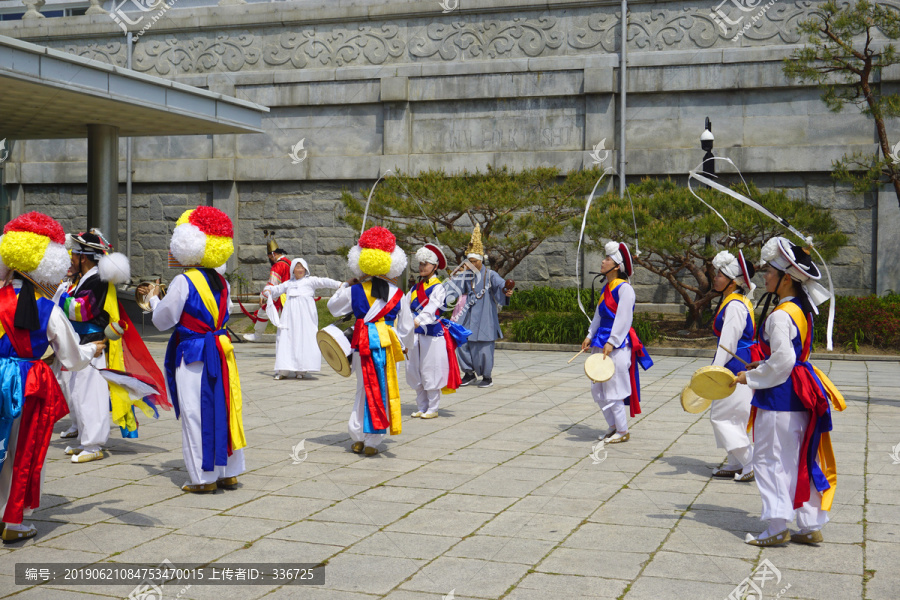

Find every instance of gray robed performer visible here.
[448,224,513,388]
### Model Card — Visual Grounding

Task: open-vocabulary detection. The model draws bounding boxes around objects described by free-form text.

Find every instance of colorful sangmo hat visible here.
[0,211,70,285]
[347,226,407,279]
[170,206,234,268]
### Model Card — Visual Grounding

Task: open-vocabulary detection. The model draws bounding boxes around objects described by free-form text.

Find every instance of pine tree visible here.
[784,0,900,208]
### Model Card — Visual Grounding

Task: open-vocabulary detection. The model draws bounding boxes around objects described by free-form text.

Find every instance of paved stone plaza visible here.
[0,345,897,600]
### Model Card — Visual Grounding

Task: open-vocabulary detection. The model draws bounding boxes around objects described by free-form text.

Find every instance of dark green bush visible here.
[811,293,900,351]
[509,287,593,312]
[510,311,660,345]
[510,312,588,345]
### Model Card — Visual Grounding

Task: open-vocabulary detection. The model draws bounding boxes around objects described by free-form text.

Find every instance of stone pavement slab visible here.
[2,345,895,599]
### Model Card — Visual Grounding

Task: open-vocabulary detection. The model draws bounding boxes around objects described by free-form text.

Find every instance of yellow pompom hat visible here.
[347,226,407,279]
[0,211,70,285]
[170,206,234,268]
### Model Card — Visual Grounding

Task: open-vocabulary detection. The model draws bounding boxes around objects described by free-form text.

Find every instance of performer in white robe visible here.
[708,250,757,482]
[735,237,843,547]
[327,227,413,455]
[264,258,341,379]
[581,241,652,444]
[406,244,469,419]
[143,206,247,493]
[0,211,101,541]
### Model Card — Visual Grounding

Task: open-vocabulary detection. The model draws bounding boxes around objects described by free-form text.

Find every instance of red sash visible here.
[441,322,463,390]
[603,283,620,313]
[0,286,33,358]
[757,309,826,508]
[350,288,404,430]
[415,282,430,309]
[117,301,170,411]
[626,329,643,417]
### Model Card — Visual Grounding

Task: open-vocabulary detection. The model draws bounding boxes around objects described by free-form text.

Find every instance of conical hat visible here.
[266,230,278,253]
[467,223,484,258]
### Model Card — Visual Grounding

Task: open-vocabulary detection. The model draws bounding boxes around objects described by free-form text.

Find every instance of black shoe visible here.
[460,372,477,386]
[478,377,493,388]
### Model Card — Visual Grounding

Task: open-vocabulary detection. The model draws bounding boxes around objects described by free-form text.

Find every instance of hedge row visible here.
[812,293,900,351]
[509,312,661,346]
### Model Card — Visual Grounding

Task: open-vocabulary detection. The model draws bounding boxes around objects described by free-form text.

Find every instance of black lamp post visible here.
[701,117,715,178]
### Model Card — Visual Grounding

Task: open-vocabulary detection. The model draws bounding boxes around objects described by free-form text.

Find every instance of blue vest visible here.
[0,290,53,360]
[171,270,229,367]
[350,281,401,325]
[410,278,444,336]
[752,299,809,412]
[712,295,755,376]
[590,280,629,349]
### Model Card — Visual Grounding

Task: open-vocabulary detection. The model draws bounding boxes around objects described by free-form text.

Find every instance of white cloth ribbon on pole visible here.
[360,169,392,235]
[688,158,836,350]
[575,168,614,322]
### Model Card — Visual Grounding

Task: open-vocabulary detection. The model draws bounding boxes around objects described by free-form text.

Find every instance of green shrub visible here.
[510,312,587,345]
[633,314,661,345]
[509,287,593,312]
[811,293,900,351]
[509,311,661,345]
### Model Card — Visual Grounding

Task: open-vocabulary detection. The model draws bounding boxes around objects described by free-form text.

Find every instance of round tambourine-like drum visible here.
[680,385,713,414]
[689,365,737,400]
[584,353,615,383]
[316,324,354,377]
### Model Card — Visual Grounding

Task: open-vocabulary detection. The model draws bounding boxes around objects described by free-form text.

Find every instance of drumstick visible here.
[717,344,750,368]
[567,348,587,364]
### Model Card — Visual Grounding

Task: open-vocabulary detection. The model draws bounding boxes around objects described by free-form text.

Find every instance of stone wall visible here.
[0,0,894,299]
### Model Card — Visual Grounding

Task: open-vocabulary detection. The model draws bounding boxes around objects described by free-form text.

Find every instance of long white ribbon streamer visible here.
[575,168,614,322]
[360,169,393,235]
[688,159,836,351]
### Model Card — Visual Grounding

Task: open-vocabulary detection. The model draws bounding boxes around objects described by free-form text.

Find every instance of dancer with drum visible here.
[0,212,103,541]
[327,227,413,456]
[406,244,470,419]
[141,207,247,493]
[707,250,758,482]
[580,241,652,444]
[263,258,341,380]
[734,237,844,546]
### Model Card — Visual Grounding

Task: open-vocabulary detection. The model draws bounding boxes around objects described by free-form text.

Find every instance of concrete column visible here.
[86,124,119,250]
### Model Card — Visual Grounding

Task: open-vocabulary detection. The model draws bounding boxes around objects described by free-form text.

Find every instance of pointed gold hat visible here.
[466,223,484,259]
